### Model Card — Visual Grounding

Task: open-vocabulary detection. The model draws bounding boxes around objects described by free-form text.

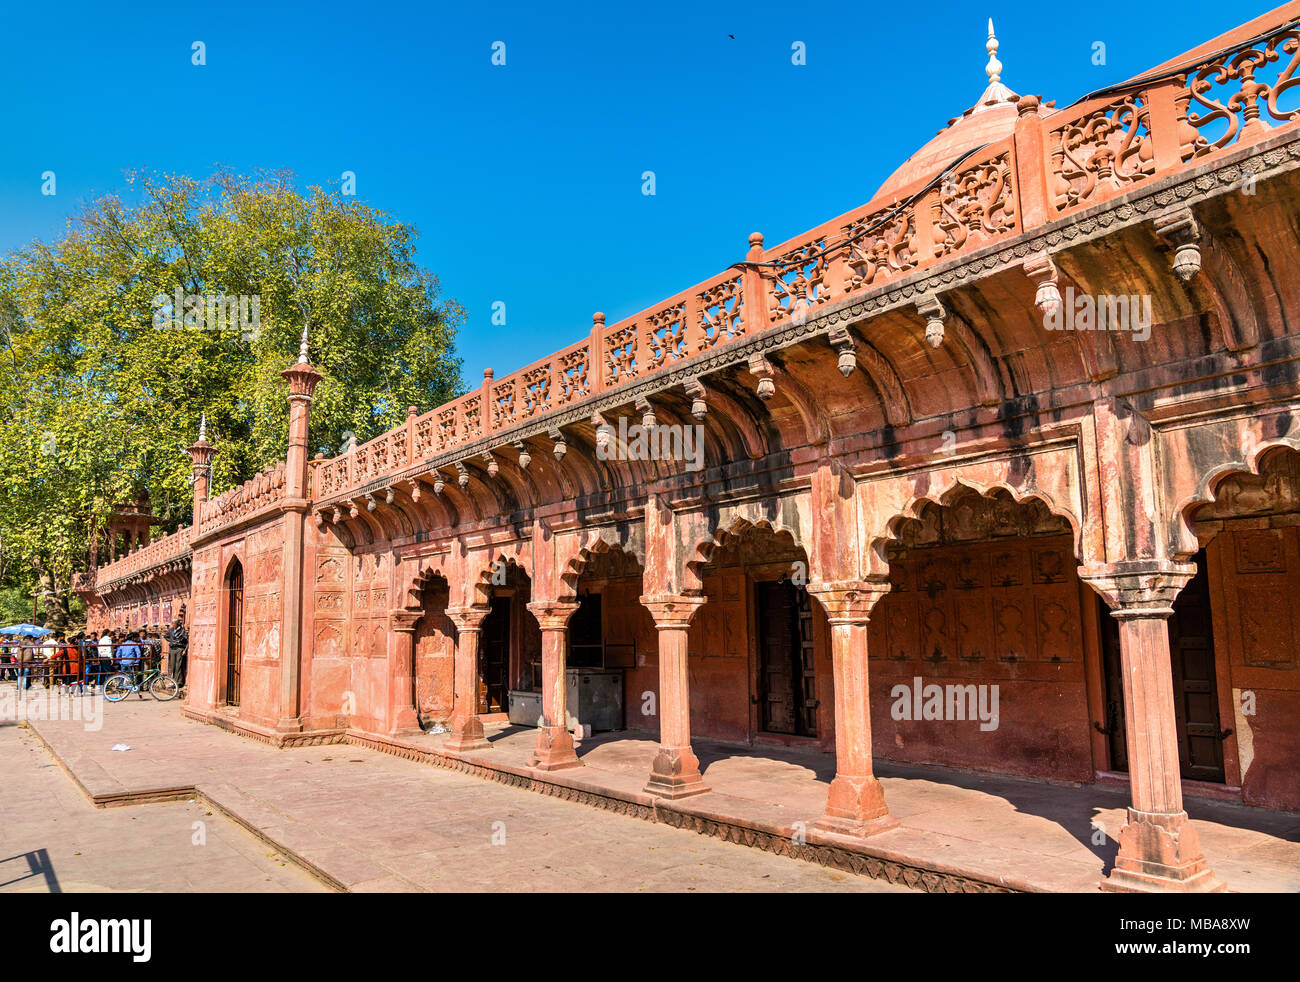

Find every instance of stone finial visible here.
[986,19,1002,84]
[198,413,207,442]
[297,323,310,364]
[973,17,1016,110]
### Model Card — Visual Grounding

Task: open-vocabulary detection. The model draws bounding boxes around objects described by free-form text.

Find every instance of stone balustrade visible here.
[303,16,1299,503]
[93,524,194,586]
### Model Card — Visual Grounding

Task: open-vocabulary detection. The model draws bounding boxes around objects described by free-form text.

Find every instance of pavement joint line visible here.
[22,723,345,893]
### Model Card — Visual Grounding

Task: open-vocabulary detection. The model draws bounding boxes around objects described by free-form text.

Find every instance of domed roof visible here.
[875,20,1021,200]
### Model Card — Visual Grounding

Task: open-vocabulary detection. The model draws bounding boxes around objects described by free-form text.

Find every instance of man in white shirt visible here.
[39,635,59,689]
[97,632,115,690]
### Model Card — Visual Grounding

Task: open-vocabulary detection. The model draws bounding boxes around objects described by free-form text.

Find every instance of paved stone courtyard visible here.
[0,723,323,893]
[0,696,913,893]
[8,691,1299,893]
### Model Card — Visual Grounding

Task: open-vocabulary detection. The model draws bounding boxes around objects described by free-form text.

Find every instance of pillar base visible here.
[443,715,491,752]
[1101,808,1225,893]
[529,724,582,771]
[644,746,709,800]
[274,717,304,734]
[814,775,898,837]
[390,706,421,739]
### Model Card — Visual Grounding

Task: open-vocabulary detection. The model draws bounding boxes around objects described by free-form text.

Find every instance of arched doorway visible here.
[1178,446,1300,808]
[225,559,244,707]
[562,542,647,733]
[478,561,537,716]
[870,487,1091,782]
[687,522,820,747]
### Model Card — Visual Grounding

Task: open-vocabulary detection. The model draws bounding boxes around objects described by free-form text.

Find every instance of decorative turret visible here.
[187,413,216,528]
[281,323,324,502]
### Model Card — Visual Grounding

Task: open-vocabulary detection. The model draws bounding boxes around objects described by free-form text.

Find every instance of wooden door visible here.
[1099,608,1127,771]
[794,586,818,735]
[480,595,510,713]
[1098,550,1224,781]
[1169,552,1225,782]
[226,560,244,707]
[757,581,817,737]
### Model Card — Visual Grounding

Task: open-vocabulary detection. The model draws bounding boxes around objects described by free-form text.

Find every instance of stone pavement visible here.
[11,696,911,892]
[0,721,323,893]
[358,721,1300,892]
[20,693,1300,892]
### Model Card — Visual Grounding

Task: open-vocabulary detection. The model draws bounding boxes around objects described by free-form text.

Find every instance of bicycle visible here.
[103,666,180,702]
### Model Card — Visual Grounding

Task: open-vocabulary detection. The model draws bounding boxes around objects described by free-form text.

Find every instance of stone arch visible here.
[404,555,452,610]
[867,482,1095,783]
[867,472,1086,578]
[470,552,531,606]
[1173,439,1300,560]
[682,513,808,596]
[558,528,646,602]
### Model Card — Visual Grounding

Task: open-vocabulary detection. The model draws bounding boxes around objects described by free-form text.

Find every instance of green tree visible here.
[0,169,464,628]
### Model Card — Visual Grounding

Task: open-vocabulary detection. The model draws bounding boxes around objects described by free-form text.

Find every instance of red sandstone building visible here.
[79,7,1300,892]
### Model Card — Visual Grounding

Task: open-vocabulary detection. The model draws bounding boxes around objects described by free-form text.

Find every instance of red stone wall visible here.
[868,533,1095,782]
[307,544,351,728]
[186,545,222,711]
[345,551,393,733]
[236,523,286,728]
[414,603,455,721]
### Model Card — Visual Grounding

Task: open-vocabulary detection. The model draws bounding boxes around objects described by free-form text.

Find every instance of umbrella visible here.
[0,624,53,638]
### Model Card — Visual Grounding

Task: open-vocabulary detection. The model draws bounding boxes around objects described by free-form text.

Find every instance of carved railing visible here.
[94,524,194,585]
[306,14,1300,501]
[197,460,287,532]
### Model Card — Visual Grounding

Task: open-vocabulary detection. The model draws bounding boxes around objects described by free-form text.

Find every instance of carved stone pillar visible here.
[1080,560,1224,893]
[276,349,322,735]
[388,610,423,738]
[639,594,708,799]
[444,604,491,752]
[526,600,582,771]
[808,580,898,837]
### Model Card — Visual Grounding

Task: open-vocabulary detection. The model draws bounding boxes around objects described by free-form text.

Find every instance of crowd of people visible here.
[0,620,189,694]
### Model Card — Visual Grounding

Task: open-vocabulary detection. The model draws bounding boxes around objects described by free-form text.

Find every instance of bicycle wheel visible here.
[149,673,180,701]
[103,674,133,702]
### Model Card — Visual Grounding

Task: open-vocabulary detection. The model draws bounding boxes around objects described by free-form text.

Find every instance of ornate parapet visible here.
[195,461,288,538]
[299,13,1300,511]
[93,525,194,590]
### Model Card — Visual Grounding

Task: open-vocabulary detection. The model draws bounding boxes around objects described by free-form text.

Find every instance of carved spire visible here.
[973,17,1017,111]
[986,18,1002,84]
[297,323,310,364]
[198,413,207,442]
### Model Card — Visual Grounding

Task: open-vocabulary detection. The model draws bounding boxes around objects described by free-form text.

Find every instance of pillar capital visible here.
[526,600,581,631]
[639,594,705,629]
[280,360,324,401]
[389,609,422,633]
[446,604,491,633]
[1079,560,1196,619]
[807,578,892,623]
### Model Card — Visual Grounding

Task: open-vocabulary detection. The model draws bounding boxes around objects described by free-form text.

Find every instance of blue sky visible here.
[0,0,1261,391]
